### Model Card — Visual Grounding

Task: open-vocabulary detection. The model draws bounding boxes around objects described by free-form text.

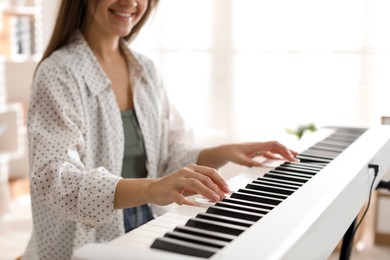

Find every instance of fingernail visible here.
[224,185,230,193]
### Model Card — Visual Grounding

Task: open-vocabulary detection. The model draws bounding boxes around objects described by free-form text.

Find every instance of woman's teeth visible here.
[113,11,132,18]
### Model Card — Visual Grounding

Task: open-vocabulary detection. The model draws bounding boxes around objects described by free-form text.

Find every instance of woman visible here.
[23,0,298,259]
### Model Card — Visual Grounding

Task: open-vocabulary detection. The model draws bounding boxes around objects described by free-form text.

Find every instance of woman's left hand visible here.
[218,141,299,168]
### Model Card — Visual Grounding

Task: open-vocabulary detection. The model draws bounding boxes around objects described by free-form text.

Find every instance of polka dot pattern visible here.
[22,31,201,259]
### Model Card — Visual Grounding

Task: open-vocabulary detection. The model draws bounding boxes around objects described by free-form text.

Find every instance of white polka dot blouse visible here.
[23,31,201,260]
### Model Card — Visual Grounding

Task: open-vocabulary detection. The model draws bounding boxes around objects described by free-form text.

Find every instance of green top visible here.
[120,109,148,179]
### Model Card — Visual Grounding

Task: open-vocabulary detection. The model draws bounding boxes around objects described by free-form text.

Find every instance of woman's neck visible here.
[82,28,122,63]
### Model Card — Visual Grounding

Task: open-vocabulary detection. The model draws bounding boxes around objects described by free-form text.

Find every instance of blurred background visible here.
[133,0,390,145]
[1,0,390,259]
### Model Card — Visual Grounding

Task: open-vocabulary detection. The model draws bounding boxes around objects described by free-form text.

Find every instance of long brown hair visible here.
[39,0,159,65]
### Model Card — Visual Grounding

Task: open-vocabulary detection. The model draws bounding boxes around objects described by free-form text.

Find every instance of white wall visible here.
[41,0,60,51]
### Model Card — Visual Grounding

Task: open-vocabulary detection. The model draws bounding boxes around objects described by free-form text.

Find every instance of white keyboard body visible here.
[72,126,390,260]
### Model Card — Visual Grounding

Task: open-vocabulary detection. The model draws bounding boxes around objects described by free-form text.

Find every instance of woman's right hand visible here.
[148,164,230,206]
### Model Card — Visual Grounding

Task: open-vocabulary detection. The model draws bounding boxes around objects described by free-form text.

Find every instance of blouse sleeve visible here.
[27,60,121,227]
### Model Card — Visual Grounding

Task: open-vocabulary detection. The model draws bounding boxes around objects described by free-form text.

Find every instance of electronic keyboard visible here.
[72,126,390,260]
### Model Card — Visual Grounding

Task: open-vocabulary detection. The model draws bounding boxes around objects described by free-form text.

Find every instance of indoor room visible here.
[1,0,390,259]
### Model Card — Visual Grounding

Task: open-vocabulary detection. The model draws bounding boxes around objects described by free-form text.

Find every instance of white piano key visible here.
[135,221,172,234]
[157,214,189,226]
[231,172,263,181]
[111,215,191,250]
[72,243,198,260]
[227,173,259,192]
[261,159,285,168]
[245,165,276,176]
[112,208,210,251]
[120,233,156,245]
[110,232,155,250]
[148,218,185,230]
[194,197,216,208]
[130,228,164,239]
[225,181,243,191]
[170,204,207,216]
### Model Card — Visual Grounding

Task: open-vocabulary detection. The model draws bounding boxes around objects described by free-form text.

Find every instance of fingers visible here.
[177,164,229,202]
[174,193,197,206]
[188,164,230,193]
[262,151,283,160]
[240,142,299,166]
[262,141,299,162]
[150,164,230,206]
[231,153,263,167]
[180,176,223,203]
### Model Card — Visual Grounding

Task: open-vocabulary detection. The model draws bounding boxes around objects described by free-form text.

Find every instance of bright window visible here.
[133,0,390,144]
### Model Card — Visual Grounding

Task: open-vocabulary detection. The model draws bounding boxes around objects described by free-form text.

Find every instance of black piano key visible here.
[151,236,218,258]
[263,172,308,184]
[231,191,283,205]
[322,134,354,141]
[282,161,324,170]
[295,154,332,164]
[174,226,236,242]
[312,162,328,167]
[309,144,345,153]
[330,127,366,135]
[253,179,300,190]
[328,133,360,141]
[300,150,338,160]
[222,197,275,211]
[331,129,363,135]
[316,140,350,149]
[215,201,271,215]
[246,182,295,195]
[304,146,340,155]
[269,169,313,179]
[258,176,304,187]
[278,163,320,172]
[273,165,318,175]
[206,205,264,222]
[326,136,356,143]
[186,217,246,236]
[165,231,228,249]
[196,212,256,227]
[328,133,357,139]
[237,188,288,200]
